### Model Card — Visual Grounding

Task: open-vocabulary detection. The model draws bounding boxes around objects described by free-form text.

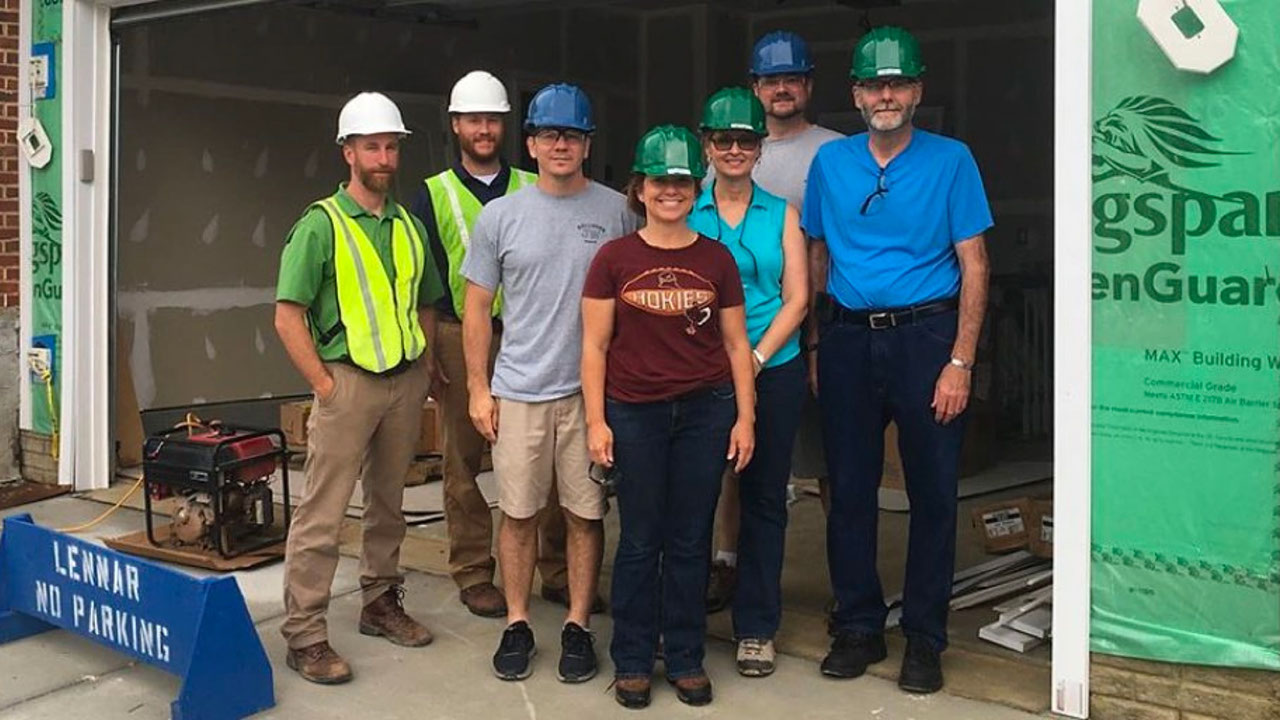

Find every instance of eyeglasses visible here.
[533,128,587,145]
[856,77,920,94]
[709,133,761,152]
[757,74,806,89]
[588,462,619,494]
[860,168,888,215]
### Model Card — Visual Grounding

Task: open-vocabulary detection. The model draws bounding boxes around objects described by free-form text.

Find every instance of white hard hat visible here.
[448,71,511,114]
[336,92,411,144]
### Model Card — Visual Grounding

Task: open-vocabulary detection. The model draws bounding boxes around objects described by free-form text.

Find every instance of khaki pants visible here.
[436,319,567,591]
[281,360,428,650]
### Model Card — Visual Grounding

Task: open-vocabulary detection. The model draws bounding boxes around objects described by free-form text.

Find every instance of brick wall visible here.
[1091,653,1280,720]
[0,0,18,308]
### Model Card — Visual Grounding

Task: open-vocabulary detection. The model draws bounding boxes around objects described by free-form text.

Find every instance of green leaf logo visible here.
[1092,96,1247,198]
[32,191,63,242]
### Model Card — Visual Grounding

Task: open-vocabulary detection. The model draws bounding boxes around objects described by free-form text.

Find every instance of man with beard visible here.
[462,84,637,683]
[705,29,844,615]
[411,71,579,620]
[748,31,845,210]
[803,27,991,694]
[275,91,443,684]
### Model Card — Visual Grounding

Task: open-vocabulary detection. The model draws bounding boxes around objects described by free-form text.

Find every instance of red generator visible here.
[142,425,292,558]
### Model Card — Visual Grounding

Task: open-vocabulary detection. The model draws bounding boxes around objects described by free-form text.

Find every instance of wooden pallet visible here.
[287,449,451,487]
[287,449,492,484]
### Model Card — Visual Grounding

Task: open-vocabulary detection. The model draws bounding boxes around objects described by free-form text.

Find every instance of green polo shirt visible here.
[276,184,444,362]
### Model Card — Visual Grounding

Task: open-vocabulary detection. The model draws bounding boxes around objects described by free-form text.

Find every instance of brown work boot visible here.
[460,582,508,618]
[286,641,353,685]
[668,672,714,706]
[613,676,652,709]
[359,586,433,647]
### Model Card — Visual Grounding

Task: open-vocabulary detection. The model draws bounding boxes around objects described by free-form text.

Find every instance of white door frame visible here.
[1052,0,1093,716]
[45,0,1096,713]
[48,0,113,491]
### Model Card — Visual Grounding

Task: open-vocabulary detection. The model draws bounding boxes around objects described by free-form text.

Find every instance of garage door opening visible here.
[108,0,1060,713]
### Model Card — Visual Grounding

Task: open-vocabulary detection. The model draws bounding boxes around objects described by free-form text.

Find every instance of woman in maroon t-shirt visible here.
[581,125,756,709]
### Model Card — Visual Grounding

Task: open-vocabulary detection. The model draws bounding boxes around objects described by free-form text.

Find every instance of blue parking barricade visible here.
[0,514,274,720]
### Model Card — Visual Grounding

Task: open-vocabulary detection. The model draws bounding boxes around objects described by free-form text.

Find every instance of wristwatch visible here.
[949,357,974,371]
[752,349,767,367]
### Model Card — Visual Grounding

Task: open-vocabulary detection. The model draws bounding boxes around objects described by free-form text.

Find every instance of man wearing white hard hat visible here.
[410,71,577,620]
[275,91,444,684]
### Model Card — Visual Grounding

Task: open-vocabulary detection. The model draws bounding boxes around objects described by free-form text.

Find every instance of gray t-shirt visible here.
[752,125,844,211]
[462,181,639,402]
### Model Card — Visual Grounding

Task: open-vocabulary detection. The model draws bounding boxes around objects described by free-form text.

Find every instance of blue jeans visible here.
[819,308,967,651]
[606,386,737,678]
[733,356,805,640]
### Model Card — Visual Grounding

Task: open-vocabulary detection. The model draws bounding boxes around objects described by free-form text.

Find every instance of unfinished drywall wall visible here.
[116,4,643,410]
[115,0,1052,420]
[115,79,447,408]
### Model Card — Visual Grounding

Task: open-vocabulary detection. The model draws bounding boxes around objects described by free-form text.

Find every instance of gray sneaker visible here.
[736,637,776,677]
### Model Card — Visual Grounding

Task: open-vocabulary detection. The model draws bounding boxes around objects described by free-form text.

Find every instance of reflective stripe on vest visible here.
[426,167,536,318]
[316,197,427,373]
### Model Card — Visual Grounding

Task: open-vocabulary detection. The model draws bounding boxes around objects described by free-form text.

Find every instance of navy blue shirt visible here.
[410,160,516,320]
[802,129,993,310]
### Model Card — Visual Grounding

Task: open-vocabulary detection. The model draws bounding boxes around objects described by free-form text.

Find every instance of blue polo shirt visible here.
[802,129,992,310]
[688,182,799,368]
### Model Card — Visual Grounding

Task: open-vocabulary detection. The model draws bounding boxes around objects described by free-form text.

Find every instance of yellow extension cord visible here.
[28,354,58,461]
[58,413,213,534]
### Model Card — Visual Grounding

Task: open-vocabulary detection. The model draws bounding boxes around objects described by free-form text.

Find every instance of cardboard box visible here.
[1029,498,1054,558]
[282,398,439,455]
[880,399,998,491]
[416,399,441,456]
[404,456,443,487]
[280,401,312,449]
[971,497,1033,553]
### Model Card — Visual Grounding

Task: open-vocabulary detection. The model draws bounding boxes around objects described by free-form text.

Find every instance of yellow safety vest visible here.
[425,167,535,318]
[315,196,428,373]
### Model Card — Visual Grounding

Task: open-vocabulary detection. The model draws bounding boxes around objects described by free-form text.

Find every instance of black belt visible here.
[832,297,958,330]
[335,357,415,377]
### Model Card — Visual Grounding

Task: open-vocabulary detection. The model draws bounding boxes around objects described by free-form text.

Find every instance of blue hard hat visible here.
[524,83,595,132]
[750,31,815,76]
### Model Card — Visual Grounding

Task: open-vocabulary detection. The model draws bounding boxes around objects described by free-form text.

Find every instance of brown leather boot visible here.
[459,582,508,618]
[613,676,652,709]
[669,673,713,706]
[359,586,433,647]
[286,641,353,685]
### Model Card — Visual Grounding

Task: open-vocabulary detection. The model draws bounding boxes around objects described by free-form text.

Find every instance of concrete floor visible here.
[0,495,1047,720]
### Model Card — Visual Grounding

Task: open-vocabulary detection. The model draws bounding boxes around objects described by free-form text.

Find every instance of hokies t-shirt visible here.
[583,232,745,403]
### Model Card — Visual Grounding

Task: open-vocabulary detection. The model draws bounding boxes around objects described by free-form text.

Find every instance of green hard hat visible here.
[632,124,706,179]
[699,87,766,134]
[851,26,926,80]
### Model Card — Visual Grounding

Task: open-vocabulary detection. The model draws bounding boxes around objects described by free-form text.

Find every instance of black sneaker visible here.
[493,621,536,680]
[557,622,598,683]
[820,630,887,679]
[898,637,944,694]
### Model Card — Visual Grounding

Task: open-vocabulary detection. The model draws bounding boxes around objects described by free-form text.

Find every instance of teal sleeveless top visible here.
[688,182,799,368]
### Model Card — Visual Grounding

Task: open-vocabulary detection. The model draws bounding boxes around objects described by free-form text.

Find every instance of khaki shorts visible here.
[493,394,604,521]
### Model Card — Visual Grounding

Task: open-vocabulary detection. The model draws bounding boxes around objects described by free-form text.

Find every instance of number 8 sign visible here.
[1137,0,1239,74]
